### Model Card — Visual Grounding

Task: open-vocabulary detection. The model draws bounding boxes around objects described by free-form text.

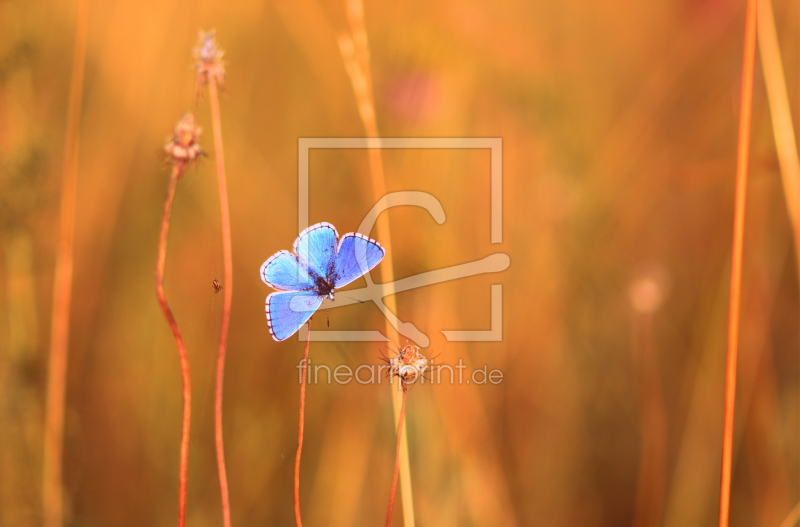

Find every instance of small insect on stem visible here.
[213,279,223,294]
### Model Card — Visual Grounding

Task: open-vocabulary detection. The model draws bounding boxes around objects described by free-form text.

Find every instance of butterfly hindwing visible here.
[294,222,339,281]
[333,233,386,288]
[266,290,324,341]
[260,250,315,291]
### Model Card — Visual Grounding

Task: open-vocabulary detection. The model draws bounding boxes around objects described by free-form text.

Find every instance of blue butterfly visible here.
[260,222,386,341]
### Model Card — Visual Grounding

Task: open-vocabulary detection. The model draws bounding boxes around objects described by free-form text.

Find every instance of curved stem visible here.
[155,163,192,527]
[718,1,757,526]
[294,328,311,527]
[385,388,407,527]
[208,77,233,527]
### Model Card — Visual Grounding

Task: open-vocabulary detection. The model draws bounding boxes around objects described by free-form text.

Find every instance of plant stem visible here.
[43,1,88,525]
[208,76,233,527]
[718,1,757,526]
[294,328,311,527]
[385,388,407,527]
[339,2,416,524]
[155,162,192,527]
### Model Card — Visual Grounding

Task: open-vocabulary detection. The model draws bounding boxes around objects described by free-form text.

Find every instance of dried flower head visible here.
[387,344,428,389]
[193,29,226,96]
[164,113,203,167]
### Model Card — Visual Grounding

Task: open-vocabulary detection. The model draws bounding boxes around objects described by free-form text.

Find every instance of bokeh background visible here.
[1,0,799,526]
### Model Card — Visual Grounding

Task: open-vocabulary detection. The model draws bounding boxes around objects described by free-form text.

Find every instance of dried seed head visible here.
[164,113,203,167]
[388,344,428,389]
[193,29,226,94]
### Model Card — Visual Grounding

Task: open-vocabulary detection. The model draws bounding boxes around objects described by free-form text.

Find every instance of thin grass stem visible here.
[385,388,408,527]
[294,327,312,527]
[718,1,757,526]
[208,75,233,527]
[155,162,192,527]
[43,1,88,525]
[338,2,416,525]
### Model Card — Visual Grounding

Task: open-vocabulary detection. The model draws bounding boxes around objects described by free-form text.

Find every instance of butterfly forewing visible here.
[293,223,339,282]
[260,250,315,291]
[333,233,386,288]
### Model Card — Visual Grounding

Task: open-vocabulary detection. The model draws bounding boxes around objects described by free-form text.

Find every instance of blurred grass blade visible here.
[779,502,800,527]
[718,0,757,526]
[757,0,800,268]
[339,1,416,525]
[43,0,88,525]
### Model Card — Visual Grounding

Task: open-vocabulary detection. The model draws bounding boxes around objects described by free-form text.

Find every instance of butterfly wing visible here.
[294,222,339,280]
[332,233,386,288]
[266,290,324,341]
[260,250,315,291]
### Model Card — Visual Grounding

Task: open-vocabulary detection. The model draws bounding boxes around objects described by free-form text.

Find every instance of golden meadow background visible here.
[1,0,799,526]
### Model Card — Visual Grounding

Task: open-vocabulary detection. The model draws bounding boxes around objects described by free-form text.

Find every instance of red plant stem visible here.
[718,1,757,526]
[294,328,311,527]
[155,162,192,527]
[43,1,88,525]
[208,77,233,527]
[385,388,408,527]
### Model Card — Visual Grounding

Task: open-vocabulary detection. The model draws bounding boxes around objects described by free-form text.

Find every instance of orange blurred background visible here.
[1,0,799,526]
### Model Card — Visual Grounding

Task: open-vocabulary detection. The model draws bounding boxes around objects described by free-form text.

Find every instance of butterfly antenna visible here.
[336,293,365,304]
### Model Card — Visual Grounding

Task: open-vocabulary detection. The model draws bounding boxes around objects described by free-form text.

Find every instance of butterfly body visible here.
[260,222,385,341]
[313,276,335,299]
